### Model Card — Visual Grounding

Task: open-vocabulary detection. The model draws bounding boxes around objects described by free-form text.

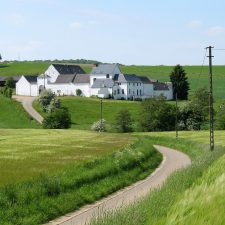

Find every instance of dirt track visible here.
[13,95,43,123]
[46,145,191,225]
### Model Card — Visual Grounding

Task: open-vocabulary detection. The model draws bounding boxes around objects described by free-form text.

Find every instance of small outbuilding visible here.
[16,75,38,96]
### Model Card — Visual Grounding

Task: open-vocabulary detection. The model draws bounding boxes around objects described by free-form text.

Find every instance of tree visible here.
[0,54,2,61]
[139,97,176,131]
[114,109,133,132]
[5,77,15,89]
[42,107,71,129]
[216,102,225,130]
[190,87,209,121]
[170,64,189,100]
[179,87,209,130]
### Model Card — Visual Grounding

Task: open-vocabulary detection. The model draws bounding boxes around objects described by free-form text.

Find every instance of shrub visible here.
[38,90,55,112]
[140,97,176,131]
[46,98,61,113]
[76,89,82,96]
[42,107,71,129]
[114,109,133,133]
[5,77,15,89]
[216,101,225,130]
[0,86,13,98]
[91,119,106,132]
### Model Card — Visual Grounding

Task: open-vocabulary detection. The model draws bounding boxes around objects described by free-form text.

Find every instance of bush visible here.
[114,109,133,133]
[76,89,82,96]
[43,107,71,129]
[91,119,106,132]
[5,77,15,89]
[140,97,176,131]
[0,86,13,98]
[216,102,225,130]
[38,90,55,112]
[46,98,61,113]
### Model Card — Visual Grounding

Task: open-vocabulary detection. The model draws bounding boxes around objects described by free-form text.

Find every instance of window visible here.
[122,89,124,94]
[93,78,96,82]
[133,83,135,86]
[117,89,120,94]
[114,90,116,95]
[129,89,131,94]
[137,83,138,86]
[137,90,139,95]
[140,89,142,95]
[106,74,109,78]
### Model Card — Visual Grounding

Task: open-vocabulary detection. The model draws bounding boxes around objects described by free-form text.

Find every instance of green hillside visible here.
[33,96,141,130]
[1,62,225,99]
[0,96,40,128]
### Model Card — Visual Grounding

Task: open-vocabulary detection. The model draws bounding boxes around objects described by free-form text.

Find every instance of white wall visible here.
[73,83,90,97]
[47,83,75,96]
[90,74,112,86]
[45,65,60,83]
[16,76,38,97]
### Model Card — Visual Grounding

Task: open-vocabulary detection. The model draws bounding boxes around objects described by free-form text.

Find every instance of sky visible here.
[1,0,225,65]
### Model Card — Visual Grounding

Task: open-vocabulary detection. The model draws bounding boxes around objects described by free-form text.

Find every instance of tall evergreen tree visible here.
[170,64,189,100]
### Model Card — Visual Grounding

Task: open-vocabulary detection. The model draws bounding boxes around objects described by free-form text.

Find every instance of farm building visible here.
[16,63,173,100]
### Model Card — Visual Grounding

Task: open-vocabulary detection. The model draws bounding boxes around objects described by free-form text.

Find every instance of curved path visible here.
[12,95,43,123]
[46,145,191,225]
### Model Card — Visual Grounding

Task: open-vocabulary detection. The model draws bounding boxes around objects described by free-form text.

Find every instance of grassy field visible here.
[33,96,141,130]
[1,62,225,99]
[0,96,40,129]
[0,129,133,185]
[90,132,225,225]
[0,133,162,225]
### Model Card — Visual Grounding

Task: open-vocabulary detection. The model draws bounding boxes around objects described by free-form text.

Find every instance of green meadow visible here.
[0,129,133,185]
[0,96,40,129]
[33,96,141,130]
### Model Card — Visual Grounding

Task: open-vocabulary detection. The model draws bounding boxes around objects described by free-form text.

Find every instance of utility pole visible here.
[100,99,103,132]
[175,92,178,139]
[206,46,214,151]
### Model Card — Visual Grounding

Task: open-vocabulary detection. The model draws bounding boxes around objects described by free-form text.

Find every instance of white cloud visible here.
[207,26,225,36]
[70,21,82,29]
[187,20,202,29]
[8,13,24,25]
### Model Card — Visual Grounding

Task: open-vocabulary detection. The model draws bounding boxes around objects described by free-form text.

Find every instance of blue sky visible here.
[1,0,225,65]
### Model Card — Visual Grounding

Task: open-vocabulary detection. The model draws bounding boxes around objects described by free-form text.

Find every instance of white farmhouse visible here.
[16,63,173,100]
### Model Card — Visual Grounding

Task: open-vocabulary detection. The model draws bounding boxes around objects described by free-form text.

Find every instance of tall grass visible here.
[0,137,162,225]
[165,154,225,225]
[90,136,225,225]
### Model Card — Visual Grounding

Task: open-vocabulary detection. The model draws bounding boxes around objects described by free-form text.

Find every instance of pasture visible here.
[0,129,133,185]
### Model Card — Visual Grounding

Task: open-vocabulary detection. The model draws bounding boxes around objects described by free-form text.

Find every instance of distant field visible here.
[0,129,133,185]
[0,96,40,129]
[33,96,141,130]
[1,62,225,99]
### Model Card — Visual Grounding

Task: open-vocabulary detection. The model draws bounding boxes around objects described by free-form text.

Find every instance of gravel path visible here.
[12,95,43,123]
[46,145,191,225]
